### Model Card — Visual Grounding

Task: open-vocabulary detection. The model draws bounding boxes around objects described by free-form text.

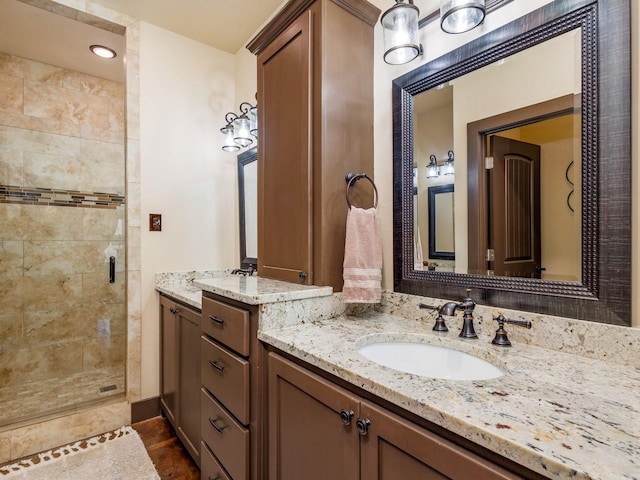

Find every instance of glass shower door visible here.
[0,4,126,426]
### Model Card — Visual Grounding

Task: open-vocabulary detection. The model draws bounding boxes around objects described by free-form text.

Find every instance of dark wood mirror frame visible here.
[238,147,258,269]
[392,0,631,326]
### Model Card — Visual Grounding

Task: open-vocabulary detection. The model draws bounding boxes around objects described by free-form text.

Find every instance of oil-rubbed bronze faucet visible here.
[439,289,478,339]
[491,314,532,347]
[231,265,256,276]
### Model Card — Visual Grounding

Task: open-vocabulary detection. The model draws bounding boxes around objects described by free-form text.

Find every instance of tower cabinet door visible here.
[359,401,519,480]
[268,352,359,480]
[257,11,313,285]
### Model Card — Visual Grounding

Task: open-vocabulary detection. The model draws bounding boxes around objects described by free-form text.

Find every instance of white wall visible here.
[139,22,238,398]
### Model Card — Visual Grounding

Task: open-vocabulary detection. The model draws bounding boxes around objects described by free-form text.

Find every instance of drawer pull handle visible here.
[209,315,224,325]
[340,409,354,426]
[356,418,371,436]
[209,417,226,433]
[209,360,225,372]
[169,307,178,314]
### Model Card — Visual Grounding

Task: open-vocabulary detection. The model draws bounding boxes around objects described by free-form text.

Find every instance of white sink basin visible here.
[357,341,504,381]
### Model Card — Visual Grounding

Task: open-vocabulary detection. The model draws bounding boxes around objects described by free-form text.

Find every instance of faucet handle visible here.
[491,314,532,347]
[418,303,449,332]
[418,303,437,311]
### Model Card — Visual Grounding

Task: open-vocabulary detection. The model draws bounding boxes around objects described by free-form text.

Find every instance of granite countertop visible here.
[193,275,332,305]
[156,281,203,309]
[259,313,640,480]
[155,272,332,309]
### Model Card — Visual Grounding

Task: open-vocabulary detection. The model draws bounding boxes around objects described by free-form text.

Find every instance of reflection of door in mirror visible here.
[238,147,258,268]
[488,136,541,278]
[468,96,582,282]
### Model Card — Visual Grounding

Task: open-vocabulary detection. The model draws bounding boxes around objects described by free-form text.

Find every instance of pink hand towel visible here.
[342,206,382,303]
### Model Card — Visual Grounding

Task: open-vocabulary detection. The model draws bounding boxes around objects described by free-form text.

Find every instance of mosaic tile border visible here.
[0,185,125,209]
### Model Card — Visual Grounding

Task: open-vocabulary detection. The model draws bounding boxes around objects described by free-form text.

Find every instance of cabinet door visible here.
[159,296,178,428]
[268,353,359,480]
[178,305,201,465]
[359,401,520,480]
[257,11,313,285]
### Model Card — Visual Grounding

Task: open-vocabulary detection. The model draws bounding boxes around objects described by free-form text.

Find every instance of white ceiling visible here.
[0,0,443,83]
[89,0,288,54]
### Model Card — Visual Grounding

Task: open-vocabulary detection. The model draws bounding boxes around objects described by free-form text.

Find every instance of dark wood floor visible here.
[132,416,200,480]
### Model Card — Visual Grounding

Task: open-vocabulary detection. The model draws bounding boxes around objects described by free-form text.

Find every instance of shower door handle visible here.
[109,256,115,283]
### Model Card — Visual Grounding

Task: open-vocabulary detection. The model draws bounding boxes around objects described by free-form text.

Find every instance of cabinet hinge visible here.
[485,157,494,169]
[486,248,495,261]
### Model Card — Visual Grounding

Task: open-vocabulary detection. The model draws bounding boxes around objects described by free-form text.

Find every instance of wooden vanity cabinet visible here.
[200,293,265,480]
[159,294,201,466]
[268,350,360,479]
[247,0,380,291]
[268,351,543,480]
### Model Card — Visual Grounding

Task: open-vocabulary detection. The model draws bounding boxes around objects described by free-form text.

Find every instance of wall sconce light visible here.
[220,100,258,152]
[440,0,486,34]
[381,0,423,65]
[426,155,439,178]
[426,150,455,178]
[442,150,455,175]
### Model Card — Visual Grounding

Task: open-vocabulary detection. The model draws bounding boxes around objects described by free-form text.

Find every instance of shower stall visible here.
[0,0,127,427]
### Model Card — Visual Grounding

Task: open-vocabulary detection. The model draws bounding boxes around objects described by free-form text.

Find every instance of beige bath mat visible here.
[0,426,159,479]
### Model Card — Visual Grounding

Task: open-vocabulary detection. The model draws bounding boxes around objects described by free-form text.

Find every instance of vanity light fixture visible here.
[381,0,423,65]
[89,44,117,59]
[426,150,455,178]
[442,150,455,175]
[220,100,258,152]
[426,155,439,178]
[440,0,486,34]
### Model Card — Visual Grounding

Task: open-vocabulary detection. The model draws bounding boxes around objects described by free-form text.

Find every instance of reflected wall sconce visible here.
[440,0,486,34]
[427,150,455,178]
[220,100,258,153]
[381,0,423,65]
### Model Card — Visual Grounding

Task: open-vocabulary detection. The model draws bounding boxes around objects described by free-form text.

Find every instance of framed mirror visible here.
[238,147,258,269]
[427,183,455,263]
[392,0,631,326]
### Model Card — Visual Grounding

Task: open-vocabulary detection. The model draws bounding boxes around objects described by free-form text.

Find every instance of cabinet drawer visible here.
[201,388,249,480]
[202,296,250,356]
[200,440,232,480]
[201,335,250,424]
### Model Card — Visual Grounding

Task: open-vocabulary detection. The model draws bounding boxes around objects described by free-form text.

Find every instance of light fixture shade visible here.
[443,150,455,175]
[426,155,439,178]
[233,116,253,148]
[440,0,486,34]
[249,106,258,138]
[381,0,422,65]
[221,125,240,152]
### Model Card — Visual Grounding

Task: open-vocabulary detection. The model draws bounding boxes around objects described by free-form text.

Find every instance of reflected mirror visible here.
[426,183,455,266]
[238,147,257,269]
[393,0,630,325]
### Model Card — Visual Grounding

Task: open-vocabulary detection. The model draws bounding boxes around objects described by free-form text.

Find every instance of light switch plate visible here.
[149,213,162,231]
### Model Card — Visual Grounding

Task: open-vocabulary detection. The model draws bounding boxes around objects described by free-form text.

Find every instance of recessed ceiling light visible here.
[90,45,117,59]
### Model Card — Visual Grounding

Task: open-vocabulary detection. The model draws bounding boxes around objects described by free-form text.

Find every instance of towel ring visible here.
[345,172,378,209]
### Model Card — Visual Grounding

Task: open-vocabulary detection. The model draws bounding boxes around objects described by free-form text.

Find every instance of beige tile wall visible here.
[0,50,126,426]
